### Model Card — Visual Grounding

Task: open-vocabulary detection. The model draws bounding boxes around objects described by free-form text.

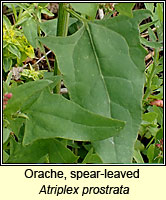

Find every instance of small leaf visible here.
[4,79,53,116]
[70,3,98,19]
[22,18,38,48]
[41,8,54,17]
[7,138,78,163]
[114,3,135,17]
[142,112,158,123]
[148,27,157,42]
[133,150,144,163]
[40,19,57,36]
[3,128,11,143]
[144,3,154,13]
[82,148,103,163]
[147,144,155,163]
[3,41,8,48]
[152,105,163,126]
[156,3,163,23]
[3,150,9,163]
[3,58,12,72]
[139,20,158,33]
[156,128,163,141]
[15,14,30,26]
[8,44,21,59]
[40,18,78,37]
[15,3,30,11]
[134,140,145,151]
[8,118,25,137]
[43,74,62,91]
[140,37,163,49]
[148,126,159,137]
[38,3,49,8]
[3,15,12,30]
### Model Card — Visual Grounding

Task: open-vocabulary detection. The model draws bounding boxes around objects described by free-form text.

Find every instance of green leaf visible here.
[3,58,12,72]
[22,18,38,48]
[8,118,25,138]
[15,14,30,26]
[3,128,11,144]
[41,8,54,17]
[152,106,163,126]
[38,3,49,8]
[4,79,53,116]
[156,128,163,141]
[148,27,157,42]
[114,3,135,17]
[15,3,33,17]
[144,3,154,13]
[3,15,12,30]
[134,140,144,151]
[24,90,125,145]
[139,20,158,33]
[40,18,77,36]
[39,10,151,163]
[156,3,163,23]
[133,149,144,163]
[142,112,158,123]
[15,3,30,11]
[7,138,78,163]
[3,151,9,163]
[3,41,8,48]
[70,3,98,19]
[8,44,21,59]
[148,126,159,137]
[147,144,155,163]
[82,148,103,164]
[43,74,62,91]
[140,37,163,49]
[6,71,13,86]
[40,19,58,36]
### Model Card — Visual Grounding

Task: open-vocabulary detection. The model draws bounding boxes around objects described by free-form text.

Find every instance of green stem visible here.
[57,3,70,37]
[143,49,158,100]
[146,136,155,149]
[54,3,69,93]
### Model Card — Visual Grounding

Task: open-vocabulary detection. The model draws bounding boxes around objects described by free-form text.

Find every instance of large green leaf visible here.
[6,138,78,163]
[39,10,151,163]
[23,90,125,145]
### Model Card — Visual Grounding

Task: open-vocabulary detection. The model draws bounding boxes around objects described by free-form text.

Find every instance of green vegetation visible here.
[3,3,163,164]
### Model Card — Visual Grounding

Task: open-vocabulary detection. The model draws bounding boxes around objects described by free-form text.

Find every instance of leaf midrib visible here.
[85,22,111,117]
